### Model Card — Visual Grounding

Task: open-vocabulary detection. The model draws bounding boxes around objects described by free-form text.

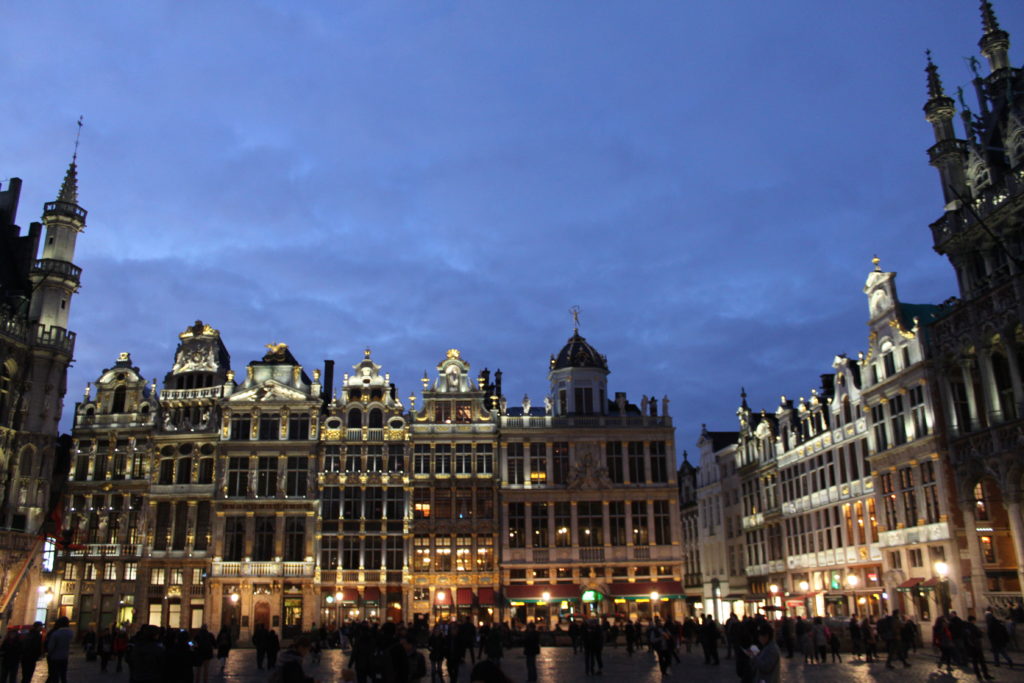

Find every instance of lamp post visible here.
[798,580,810,617]
[541,591,551,628]
[769,584,779,615]
[846,574,859,617]
[934,561,950,615]
[335,591,344,627]
[651,592,661,621]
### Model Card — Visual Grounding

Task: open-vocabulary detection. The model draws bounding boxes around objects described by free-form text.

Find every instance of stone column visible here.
[959,502,988,615]
[1004,499,1024,605]
[978,349,1003,424]
[1000,332,1024,419]
[960,360,982,431]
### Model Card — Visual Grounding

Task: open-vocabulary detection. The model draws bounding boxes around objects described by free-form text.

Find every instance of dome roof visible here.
[552,332,608,371]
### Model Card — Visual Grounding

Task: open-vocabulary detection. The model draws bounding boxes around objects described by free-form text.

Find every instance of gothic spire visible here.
[56,159,78,204]
[925,50,945,100]
[978,0,1011,71]
[980,0,1001,34]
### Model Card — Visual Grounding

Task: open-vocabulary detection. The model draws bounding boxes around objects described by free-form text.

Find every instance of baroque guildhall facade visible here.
[58,323,683,637]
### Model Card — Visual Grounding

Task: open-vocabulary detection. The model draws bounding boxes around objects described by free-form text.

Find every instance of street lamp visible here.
[540,591,551,627]
[798,580,810,617]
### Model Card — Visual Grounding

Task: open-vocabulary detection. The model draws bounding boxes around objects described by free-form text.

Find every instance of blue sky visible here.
[3,1,1021,455]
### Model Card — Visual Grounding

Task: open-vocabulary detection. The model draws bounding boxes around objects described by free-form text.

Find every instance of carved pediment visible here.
[566,442,613,491]
[229,380,308,403]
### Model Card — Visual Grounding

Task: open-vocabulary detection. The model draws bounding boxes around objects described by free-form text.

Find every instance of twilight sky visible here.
[4,1,1021,455]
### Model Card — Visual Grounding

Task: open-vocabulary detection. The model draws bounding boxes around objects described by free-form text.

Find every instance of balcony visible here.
[44,199,87,222]
[67,543,144,558]
[633,546,651,561]
[499,415,672,429]
[877,521,950,549]
[32,325,75,354]
[159,386,225,402]
[210,560,315,578]
[579,548,605,562]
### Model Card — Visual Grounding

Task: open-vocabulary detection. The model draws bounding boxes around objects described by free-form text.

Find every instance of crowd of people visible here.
[9,602,1024,683]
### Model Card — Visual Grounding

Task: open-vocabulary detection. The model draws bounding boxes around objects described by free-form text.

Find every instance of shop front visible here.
[606,581,684,623]
[505,584,580,627]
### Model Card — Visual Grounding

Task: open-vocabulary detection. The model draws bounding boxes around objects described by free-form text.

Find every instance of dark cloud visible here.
[2,0,1017,452]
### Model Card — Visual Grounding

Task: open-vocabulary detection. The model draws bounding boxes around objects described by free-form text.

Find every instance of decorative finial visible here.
[569,305,581,333]
[364,348,371,359]
[980,0,1001,34]
[872,255,881,272]
[925,49,946,100]
[73,115,83,164]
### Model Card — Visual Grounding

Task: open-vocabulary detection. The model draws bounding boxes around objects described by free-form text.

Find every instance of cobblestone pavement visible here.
[31,644,1024,682]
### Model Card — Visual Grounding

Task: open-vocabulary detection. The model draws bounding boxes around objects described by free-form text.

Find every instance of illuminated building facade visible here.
[61,324,682,635]
[921,1,1024,614]
[0,163,84,629]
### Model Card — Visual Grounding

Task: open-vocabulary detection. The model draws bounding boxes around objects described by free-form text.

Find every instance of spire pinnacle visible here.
[57,117,83,204]
[980,0,1001,34]
[925,50,945,100]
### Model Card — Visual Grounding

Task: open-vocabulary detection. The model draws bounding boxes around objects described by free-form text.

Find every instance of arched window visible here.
[347,409,362,429]
[368,409,383,428]
[111,385,127,413]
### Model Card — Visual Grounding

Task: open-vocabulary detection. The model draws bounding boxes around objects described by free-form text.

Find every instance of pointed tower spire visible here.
[57,160,78,204]
[978,1,1011,71]
[925,50,945,100]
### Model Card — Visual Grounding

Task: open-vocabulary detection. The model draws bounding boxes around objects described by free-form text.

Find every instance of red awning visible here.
[477,587,496,605]
[434,590,452,606]
[456,588,474,606]
[505,584,580,601]
[341,588,359,602]
[606,581,685,598]
[920,578,940,589]
[897,578,923,590]
[363,587,381,602]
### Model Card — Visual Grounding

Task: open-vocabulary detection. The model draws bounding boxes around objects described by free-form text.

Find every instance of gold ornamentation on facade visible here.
[446,349,461,360]
[888,318,917,340]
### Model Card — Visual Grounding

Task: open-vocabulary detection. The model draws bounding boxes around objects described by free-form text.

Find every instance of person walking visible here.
[192,625,215,683]
[19,622,42,683]
[848,616,862,660]
[427,624,446,681]
[97,626,114,673]
[965,615,994,681]
[126,625,166,683]
[45,616,73,683]
[522,622,540,682]
[0,628,22,683]
[582,620,603,676]
[253,623,269,669]
[880,610,910,669]
[749,623,780,683]
[985,609,1014,669]
[699,615,720,665]
[113,628,130,674]
[266,629,281,669]
[215,625,232,673]
[933,615,955,674]
[862,616,878,662]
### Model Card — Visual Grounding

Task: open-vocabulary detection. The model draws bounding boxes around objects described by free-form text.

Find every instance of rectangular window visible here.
[413,488,431,519]
[323,446,342,474]
[456,535,473,571]
[287,412,310,440]
[455,444,473,475]
[322,486,341,519]
[258,413,280,440]
[385,536,403,569]
[529,443,547,484]
[387,444,405,473]
[223,517,245,561]
[230,414,251,440]
[531,502,548,548]
[434,444,451,475]
[256,456,277,497]
[872,404,888,451]
[606,442,624,484]
[881,473,898,530]
[123,562,138,581]
[413,444,430,475]
[363,536,381,569]
[551,442,569,485]
[899,467,918,527]
[413,536,430,572]
[627,442,645,483]
[286,456,308,497]
[574,387,594,414]
[346,446,362,473]
[434,401,452,423]
[890,396,907,446]
[632,502,650,545]
[577,501,603,547]
[343,487,361,519]
[652,500,671,545]
[909,385,929,438]
[455,401,472,423]
[476,535,494,570]
[226,457,249,497]
[508,502,526,549]
[365,445,383,473]
[320,535,339,570]
[364,487,384,519]
[253,516,275,561]
[385,487,403,520]
[649,442,668,483]
[341,537,360,569]
[608,501,626,546]
[169,568,184,585]
[476,488,493,517]
[507,443,524,485]
[455,487,473,520]
[434,488,452,519]
[103,563,117,581]
[554,502,571,548]
[148,567,163,585]
[981,535,996,563]
[909,548,923,567]
[433,537,452,571]
[475,444,493,475]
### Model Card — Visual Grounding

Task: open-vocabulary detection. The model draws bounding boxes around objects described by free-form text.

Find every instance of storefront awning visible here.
[434,590,453,606]
[456,588,474,607]
[606,581,685,599]
[896,578,923,591]
[919,578,940,590]
[477,587,496,606]
[505,584,579,602]
[363,587,381,604]
[341,588,359,603]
